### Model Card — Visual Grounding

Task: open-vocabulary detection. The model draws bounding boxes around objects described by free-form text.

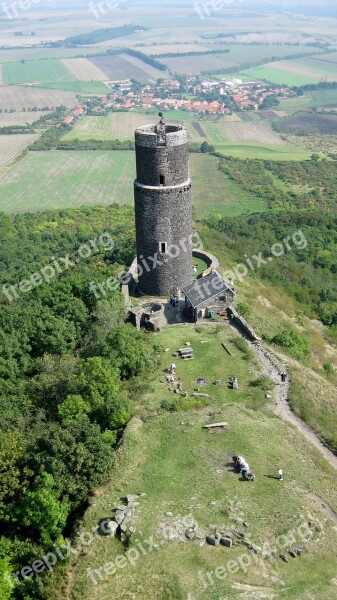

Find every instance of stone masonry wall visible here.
[134,124,193,296]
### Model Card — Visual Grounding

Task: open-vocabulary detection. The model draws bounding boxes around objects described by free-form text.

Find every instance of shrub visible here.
[250,375,274,391]
[323,362,335,375]
[236,301,252,320]
[270,327,310,360]
[231,337,255,361]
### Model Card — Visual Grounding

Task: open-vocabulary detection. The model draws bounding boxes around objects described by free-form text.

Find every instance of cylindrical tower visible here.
[134,118,193,296]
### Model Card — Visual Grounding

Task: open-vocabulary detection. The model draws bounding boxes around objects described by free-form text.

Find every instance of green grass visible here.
[242,65,319,87]
[278,90,337,114]
[0,47,121,63]
[35,81,110,94]
[0,150,264,218]
[243,58,337,87]
[190,154,266,217]
[213,142,311,161]
[0,151,136,212]
[310,88,337,107]
[2,60,75,85]
[63,324,337,600]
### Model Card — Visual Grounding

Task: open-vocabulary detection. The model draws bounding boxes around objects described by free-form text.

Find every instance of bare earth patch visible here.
[269,61,337,81]
[0,111,46,126]
[0,85,77,111]
[61,58,108,81]
[0,135,39,170]
[222,122,288,145]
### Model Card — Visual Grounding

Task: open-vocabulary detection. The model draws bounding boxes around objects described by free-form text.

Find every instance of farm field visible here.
[309,88,337,108]
[62,113,173,142]
[65,324,337,600]
[243,58,337,87]
[140,44,209,55]
[276,113,337,135]
[220,43,318,64]
[313,52,337,63]
[201,121,287,145]
[0,149,265,217]
[163,54,238,75]
[213,142,311,161]
[0,111,46,126]
[63,112,305,159]
[0,47,123,63]
[61,58,108,81]
[36,81,110,94]
[0,151,136,212]
[88,54,164,82]
[0,85,78,111]
[2,60,75,85]
[190,153,266,217]
[0,134,39,170]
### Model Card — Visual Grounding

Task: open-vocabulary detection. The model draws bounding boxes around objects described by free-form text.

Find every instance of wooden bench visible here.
[178,348,194,355]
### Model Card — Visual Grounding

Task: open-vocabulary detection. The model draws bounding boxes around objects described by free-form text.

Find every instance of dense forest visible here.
[61,26,148,47]
[0,206,159,599]
[206,208,337,328]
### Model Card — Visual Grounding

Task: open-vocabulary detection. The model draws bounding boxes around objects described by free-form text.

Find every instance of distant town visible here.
[59,76,292,126]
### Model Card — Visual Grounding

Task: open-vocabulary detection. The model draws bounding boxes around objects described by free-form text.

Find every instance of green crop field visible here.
[2,60,75,85]
[243,58,337,87]
[221,44,316,64]
[36,81,110,94]
[309,88,337,106]
[242,65,319,87]
[213,142,311,161]
[0,151,136,212]
[64,324,337,600]
[190,154,265,217]
[0,150,265,218]
[62,113,166,141]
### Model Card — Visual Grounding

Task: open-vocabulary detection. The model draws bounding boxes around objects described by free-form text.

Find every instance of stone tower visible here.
[134,116,193,296]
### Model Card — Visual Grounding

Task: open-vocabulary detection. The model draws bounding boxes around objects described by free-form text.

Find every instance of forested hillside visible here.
[0,206,159,600]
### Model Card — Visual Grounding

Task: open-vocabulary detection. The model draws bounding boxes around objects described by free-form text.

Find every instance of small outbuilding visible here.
[182,271,235,322]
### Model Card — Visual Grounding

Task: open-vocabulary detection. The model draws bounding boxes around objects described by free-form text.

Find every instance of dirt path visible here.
[250,341,337,471]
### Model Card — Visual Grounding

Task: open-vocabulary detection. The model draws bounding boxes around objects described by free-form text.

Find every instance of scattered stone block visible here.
[279,554,289,563]
[206,535,219,546]
[220,537,233,548]
[114,510,125,525]
[106,521,119,537]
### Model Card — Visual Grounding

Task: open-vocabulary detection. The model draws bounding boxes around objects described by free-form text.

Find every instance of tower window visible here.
[160,242,167,254]
[160,175,165,186]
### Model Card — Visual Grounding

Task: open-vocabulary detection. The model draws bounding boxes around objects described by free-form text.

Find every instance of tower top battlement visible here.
[135,122,187,148]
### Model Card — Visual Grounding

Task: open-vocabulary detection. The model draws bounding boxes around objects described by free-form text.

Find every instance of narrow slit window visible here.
[160,242,167,254]
[160,175,165,185]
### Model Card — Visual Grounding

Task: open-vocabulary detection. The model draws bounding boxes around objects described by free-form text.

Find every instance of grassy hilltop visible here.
[63,325,337,600]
